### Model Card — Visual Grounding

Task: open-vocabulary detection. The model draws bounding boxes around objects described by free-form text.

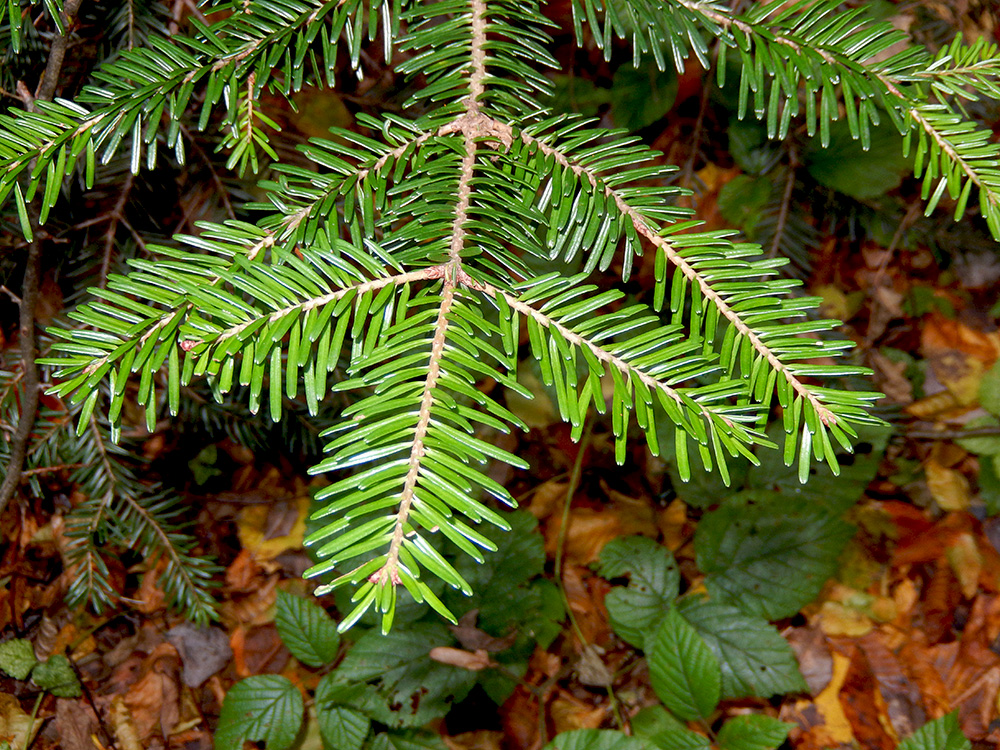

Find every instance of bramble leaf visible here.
[597,536,680,649]
[275,590,340,667]
[648,609,720,721]
[215,675,304,750]
[695,492,854,620]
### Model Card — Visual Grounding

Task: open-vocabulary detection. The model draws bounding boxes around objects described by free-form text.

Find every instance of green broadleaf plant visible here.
[6,0,999,633]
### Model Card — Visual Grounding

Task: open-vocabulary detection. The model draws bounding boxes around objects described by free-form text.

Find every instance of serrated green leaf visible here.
[274,590,340,667]
[676,596,807,699]
[542,729,651,750]
[648,609,720,721]
[369,730,449,750]
[805,118,910,199]
[898,713,970,750]
[31,656,81,698]
[597,536,679,649]
[318,705,369,750]
[214,675,304,750]
[452,511,545,634]
[333,623,476,728]
[0,639,37,681]
[631,706,711,750]
[695,491,855,620]
[716,715,792,750]
[611,61,678,131]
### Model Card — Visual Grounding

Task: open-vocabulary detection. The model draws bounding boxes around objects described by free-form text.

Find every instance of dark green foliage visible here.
[648,608,720,721]
[898,713,971,750]
[274,589,341,667]
[215,675,304,750]
[694,491,855,619]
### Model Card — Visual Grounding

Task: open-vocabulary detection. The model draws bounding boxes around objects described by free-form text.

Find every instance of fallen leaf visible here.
[810,649,855,744]
[110,695,144,750]
[121,642,182,740]
[550,688,606,734]
[449,610,517,652]
[858,632,925,740]
[429,647,493,671]
[54,698,98,750]
[237,495,311,561]
[166,623,233,687]
[574,644,613,688]
[817,601,874,637]
[444,730,504,750]
[786,626,834,695]
[0,693,35,749]
[947,532,983,599]
[925,459,972,511]
[839,644,895,750]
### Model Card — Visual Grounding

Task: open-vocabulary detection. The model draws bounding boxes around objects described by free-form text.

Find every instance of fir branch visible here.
[515,128,837,428]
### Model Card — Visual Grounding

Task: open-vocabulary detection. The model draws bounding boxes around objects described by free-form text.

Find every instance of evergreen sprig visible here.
[0,352,219,624]
[22,0,912,631]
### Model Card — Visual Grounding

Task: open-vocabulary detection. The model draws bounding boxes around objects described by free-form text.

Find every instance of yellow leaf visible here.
[946,532,982,599]
[925,459,971,511]
[237,496,311,561]
[0,693,36,750]
[810,651,855,744]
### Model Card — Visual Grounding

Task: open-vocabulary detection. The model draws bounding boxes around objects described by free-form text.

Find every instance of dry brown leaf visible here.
[132,556,170,616]
[574,644,613,688]
[839,644,895,750]
[120,642,181,740]
[817,601,874,637]
[870,351,913,404]
[923,561,961,643]
[237,495,310,561]
[859,632,924,740]
[922,314,1000,365]
[54,698,98,750]
[810,649,855,744]
[527,479,568,520]
[550,689,606,734]
[499,685,543,750]
[429,647,493,671]
[561,565,611,645]
[786,626,834,695]
[449,610,517,652]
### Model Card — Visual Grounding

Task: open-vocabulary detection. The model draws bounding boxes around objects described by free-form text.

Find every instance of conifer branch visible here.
[514,130,837,427]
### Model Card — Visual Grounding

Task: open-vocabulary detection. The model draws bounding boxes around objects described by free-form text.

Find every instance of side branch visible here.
[195,265,446,347]
[515,128,836,425]
[469,277,715,422]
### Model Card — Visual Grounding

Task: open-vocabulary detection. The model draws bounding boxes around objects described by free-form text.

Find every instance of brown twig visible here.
[764,145,798,263]
[0,0,84,519]
[908,426,1000,440]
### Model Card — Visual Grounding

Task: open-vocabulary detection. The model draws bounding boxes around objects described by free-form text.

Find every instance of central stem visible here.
[375,0,488,586]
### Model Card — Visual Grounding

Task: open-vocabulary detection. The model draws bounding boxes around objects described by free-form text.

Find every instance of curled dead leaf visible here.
[110,695,144,750]
[429,646,493,671]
